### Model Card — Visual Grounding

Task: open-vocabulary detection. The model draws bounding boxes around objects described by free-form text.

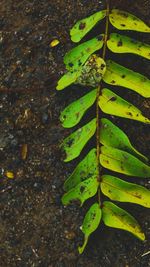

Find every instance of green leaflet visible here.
[57,54,106,90]
[109,9,150,33]
[100,146,150,177]
[103,60,150,98]
[62,177,99,206]
[107,33,150,60]
[70,10,106,42]
[56,69,81,90]
[99,89,150,124]
[62,118,96,162]
[100,118,148,162]
[64,148,97,192]
[102,201,145,240]
[60,89,97,128]
[76,55,106,87]
[78,203,102,254]
[101,175,150,208]
[64,35,104,72]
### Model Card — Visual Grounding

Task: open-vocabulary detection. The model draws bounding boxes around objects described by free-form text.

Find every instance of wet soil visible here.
[0,1,150,266]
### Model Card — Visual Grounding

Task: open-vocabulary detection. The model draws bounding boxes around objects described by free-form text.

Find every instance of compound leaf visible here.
[64,35,104,72]
[103,60,150,98]
[100,146,150,177]
[99,89,150,124]
[101,175,150,208]
[62,177,99,206]
[64,148,97,192]
[56,69,81,90]
[100,118,148,162]
[102,201,145,240]
[70,10,106,42]
[62,118,96,162]
[60,89,97,128]
[109,9,150,32]
[78,203,102,254]
[107,33,150,60]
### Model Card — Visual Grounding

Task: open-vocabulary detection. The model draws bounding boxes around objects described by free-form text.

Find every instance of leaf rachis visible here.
[96,0,110,206]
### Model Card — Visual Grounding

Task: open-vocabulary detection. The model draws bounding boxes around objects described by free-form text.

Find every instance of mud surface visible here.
[0,1,150,266]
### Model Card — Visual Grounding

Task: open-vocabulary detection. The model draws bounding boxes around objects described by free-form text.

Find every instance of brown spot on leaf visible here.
[91,212,96,220]
[80,186,85,193]
[121,75,126,78]
[86,48,90,52]
[120,24,126,27]
[66,139,74,147]
[126,112,133,117]
[78,60,82,66]
[117,39,123,46]
[134,193,142,199]
[101,63,105,70]
[111,80,116,84]
[79,22,86,30]
[96,73,101,78]
[108,96,117,102]
[120,163,124,171]
[69,62,74,67]
[76,112,80,118]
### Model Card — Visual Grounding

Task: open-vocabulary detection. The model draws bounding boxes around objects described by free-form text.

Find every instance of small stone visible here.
[42,113,49,124]
[50,39,60,47]
[5,171,14,179]
[65,230,76,240]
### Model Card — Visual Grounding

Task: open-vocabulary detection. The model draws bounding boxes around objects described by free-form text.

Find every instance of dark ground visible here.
[0,0,150,266]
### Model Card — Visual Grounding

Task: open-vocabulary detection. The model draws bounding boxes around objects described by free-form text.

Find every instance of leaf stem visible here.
[96,0,110,205]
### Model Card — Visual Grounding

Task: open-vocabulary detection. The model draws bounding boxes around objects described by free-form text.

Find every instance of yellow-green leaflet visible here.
[62,177,99,206]
[78,203,102,254]
[101,175,150,208]
[62,118,96,162]
[107,33,150,60]
[64,35,104,72]
[60,89,97,128]
[100,146,150,178]
[99,89,150,124]
[103,60,150,98]
[64,149,97,192]
[56,70,81,90]
[109,9,150,32]
[70,10,106,42]
[102,201,145,240]
[100,118,148,163]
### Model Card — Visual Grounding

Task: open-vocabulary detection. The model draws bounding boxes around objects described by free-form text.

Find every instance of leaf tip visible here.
[139,232,145,241]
